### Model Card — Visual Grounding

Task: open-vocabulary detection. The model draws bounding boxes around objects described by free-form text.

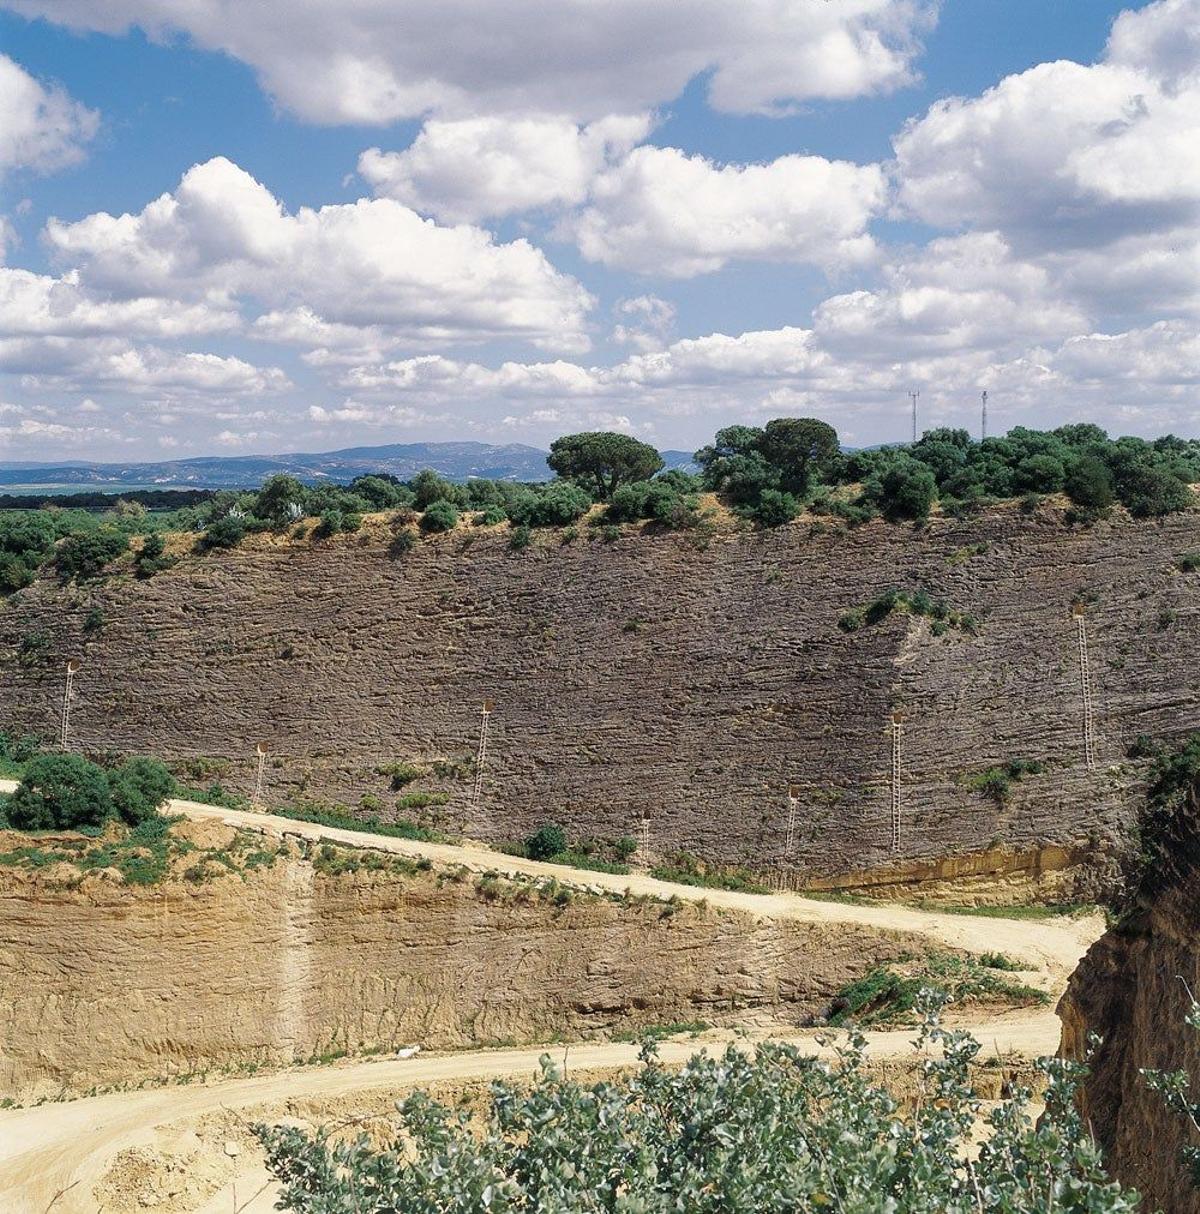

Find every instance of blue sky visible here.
[1,0,1197,460]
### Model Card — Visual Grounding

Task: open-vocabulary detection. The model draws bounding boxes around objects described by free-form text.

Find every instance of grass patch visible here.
[649,851,769,894]
[838,588,977,637]
[961,758,1045,804]
[611,1020,710,1044]
[827,952,1048,1027]
[177,783,248,810]
[0,814,282,887]
[909,901,1098,921]
[312,842,431,878]
[271,801,448,844]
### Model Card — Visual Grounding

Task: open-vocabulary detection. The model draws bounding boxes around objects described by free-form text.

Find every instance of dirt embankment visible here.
[0,833,935,1104]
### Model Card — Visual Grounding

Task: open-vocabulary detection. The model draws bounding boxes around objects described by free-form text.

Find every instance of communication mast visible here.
[981,390,989,441]
[909,390,920,443]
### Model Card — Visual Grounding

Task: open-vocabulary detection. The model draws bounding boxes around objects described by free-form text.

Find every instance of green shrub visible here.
[510,524,532,550]
[512,481,592,527]
[254,474,308,525]
[6,753,114,831]
[108,757,176,826]
[315,508,345,538]
[524,822,567,861]
[1177,552,1200,572]
[133,532,175,578]
[389,528,417,556]
[199,515,247,550]
[419,500,459,533]
[839,589,976,636]
[965,758,1045,804]
[256,996,1129,1213]
[1065,456,1115,514]
[745,488,799,528]
[410,470,464,510]
[1116,461,1194,517]
[606,481,653,523]
[1013,453,1066,494]
[869,459,937,522]
[376,761,426,789]
[57,529,130,580]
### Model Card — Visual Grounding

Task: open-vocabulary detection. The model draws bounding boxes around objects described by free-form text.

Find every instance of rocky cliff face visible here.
[0,849,925,1102]
[1061,788,1200,1213]
[3,506,1200,885]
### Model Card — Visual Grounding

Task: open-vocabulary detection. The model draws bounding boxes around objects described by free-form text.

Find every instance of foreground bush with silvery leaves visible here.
[255,993,1140,1213]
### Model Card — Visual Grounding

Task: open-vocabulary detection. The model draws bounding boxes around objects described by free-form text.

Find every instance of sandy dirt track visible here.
[0,786,1102,1211]
[166,796,1100,981]
[0,1016,1065,1214]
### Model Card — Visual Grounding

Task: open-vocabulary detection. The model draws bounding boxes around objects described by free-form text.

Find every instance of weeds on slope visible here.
[269,801,449,844]
[827,951,1048,1027]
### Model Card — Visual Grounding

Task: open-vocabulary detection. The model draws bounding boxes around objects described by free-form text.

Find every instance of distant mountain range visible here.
[0,441,700,492]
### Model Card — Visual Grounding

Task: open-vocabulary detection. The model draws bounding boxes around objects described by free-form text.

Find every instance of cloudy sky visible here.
[0,0,1197,461]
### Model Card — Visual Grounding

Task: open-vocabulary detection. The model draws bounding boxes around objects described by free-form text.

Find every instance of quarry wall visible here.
[3,507,1200,881]
[1062,869,1200,1211]
[0,851,924,1102]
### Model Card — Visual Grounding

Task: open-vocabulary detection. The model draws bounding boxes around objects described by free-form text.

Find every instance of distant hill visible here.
[0,442,699,492]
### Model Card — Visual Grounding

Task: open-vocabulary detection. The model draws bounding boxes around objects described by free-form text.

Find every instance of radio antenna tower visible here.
[908,390,920,443]
[981,390,989,441]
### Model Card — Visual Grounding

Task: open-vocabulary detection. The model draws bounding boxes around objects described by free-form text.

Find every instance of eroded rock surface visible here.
[4,508,1200,882]
[0,855,927,1101]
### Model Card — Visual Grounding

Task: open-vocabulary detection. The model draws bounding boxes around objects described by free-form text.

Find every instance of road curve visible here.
[0,1016,1064,1214]
[0,781,1101,1211]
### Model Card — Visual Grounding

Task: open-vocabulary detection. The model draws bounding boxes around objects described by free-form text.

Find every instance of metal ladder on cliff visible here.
[784,784,800,856]
[471,699,494,813]
[890,713,902,850]
[1074,608,1097,771]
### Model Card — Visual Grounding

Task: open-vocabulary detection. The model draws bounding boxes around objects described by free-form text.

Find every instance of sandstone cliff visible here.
[1062,788,1200,1214]
[3,506,1199,885]
[0,845,928,1103]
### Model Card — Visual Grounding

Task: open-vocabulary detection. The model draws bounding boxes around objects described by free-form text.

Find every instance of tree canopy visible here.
[547,432,664,499]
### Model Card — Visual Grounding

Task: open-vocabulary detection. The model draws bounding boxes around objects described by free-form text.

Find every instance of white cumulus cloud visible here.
[43,156,595,353]
[0,53,98,177]
[0,0,936,124]
[894,0,1200,254]
[360,114,651,223]
[569,146,887,276]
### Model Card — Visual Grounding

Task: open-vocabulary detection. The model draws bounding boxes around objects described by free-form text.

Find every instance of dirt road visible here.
[0,1014,1063,1214]
[0,784,1101,1211]
[165,796,1099,982]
